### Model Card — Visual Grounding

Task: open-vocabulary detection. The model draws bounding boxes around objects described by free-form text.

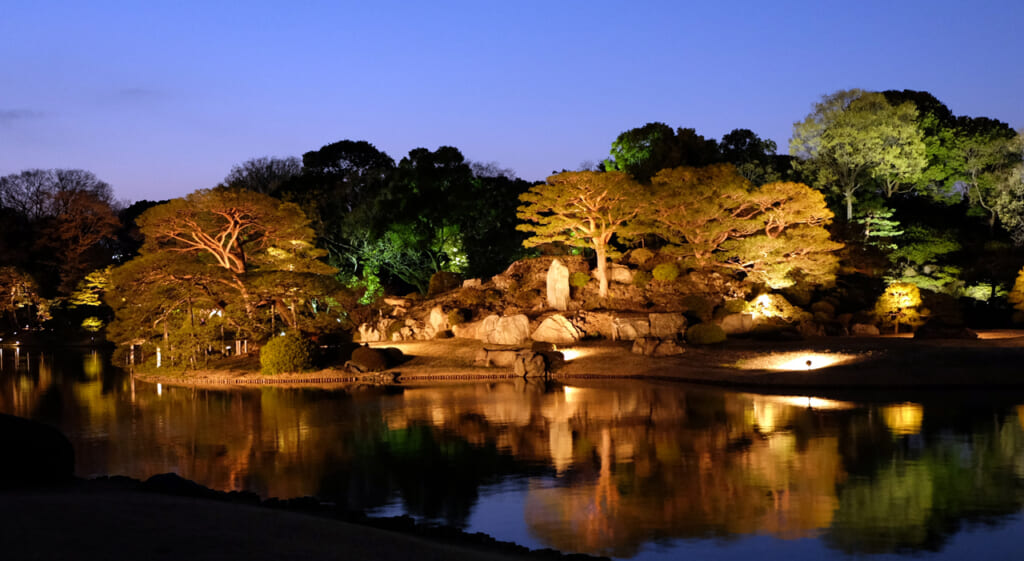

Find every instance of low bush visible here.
[685,323,727,345]
[570,271,591,288]
[652,262,680,282]
[628,248,655,266]
[260,333,315,375]
[447,308,469,326]
[632,270,653,288]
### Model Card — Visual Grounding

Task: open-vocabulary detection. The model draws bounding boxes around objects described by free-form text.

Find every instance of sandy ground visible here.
[0,483,559,561]
[138,330,1024,390]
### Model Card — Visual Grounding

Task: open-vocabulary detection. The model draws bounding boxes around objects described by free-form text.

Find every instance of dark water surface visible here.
[3,348,1024,560]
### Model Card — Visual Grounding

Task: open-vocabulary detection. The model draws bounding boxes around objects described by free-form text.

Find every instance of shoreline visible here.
[1,474,602,561]
[132,331,1024,392]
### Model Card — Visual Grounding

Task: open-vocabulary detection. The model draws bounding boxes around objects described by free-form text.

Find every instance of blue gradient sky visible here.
[2,1,1022,202]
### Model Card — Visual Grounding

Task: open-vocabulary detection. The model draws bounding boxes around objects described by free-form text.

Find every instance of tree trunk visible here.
[845,189,854,221]
[595,243,608,299]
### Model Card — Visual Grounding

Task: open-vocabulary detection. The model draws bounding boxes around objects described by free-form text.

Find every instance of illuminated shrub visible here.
[628,248,655,266]
[874,282,925,334]
[686,323,727,345]
[632,270,652,288]
[748,293,810,323]
[569,271,591,288]
[1009,267,1024,312]
[447,308,469,326]
[260,333,315,375]
[427,271,462,297]
[652,262,680,282]
[385,320,405,340]
[723,299,747,313]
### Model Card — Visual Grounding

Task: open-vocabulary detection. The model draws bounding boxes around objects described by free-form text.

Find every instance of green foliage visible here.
[685,322,727,345]
[447,308,469,326]
[632,270,652,288]
[628,247,655,265]
[652,262,680,281]
[790,89,926,219]
[856,206,903,250]
[260,333,315,375]
[427,271,462,297]
[569,271,591,288]
[605,123,721,183]
[681,294,714,321]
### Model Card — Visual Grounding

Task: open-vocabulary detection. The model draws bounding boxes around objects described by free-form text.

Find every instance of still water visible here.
[3,348,1024,560]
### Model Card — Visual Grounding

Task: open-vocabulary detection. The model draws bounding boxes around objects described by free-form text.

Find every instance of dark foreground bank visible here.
[0,413,602,561]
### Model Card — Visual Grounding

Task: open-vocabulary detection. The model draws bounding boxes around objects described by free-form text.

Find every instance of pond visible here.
[2,347,1024,560]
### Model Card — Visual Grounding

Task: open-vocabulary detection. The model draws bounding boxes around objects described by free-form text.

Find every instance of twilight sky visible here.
[2,0,1022,202]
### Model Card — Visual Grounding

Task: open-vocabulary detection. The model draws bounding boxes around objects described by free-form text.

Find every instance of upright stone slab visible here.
[546,258,570,311]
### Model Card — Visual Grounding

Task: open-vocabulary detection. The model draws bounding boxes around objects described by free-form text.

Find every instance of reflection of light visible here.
[156,383,162,396]
[738,352,859,371]
[772,395,856,410]
[561,348,584,361]
[563,385,582,403]
[882,402,923,435]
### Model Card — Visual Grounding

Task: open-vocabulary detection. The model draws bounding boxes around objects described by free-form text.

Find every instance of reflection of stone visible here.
[531,314,581,344]
[547,259,570,311]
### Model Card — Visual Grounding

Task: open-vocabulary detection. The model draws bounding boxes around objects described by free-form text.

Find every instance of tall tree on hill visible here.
[517,171,647,298]
[223,156,302,194]
[790,90,926,220]
[605,123,720,183]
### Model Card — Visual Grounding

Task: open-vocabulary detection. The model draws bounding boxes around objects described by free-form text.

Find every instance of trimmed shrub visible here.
[260,333,315,375]
[569,271,591,288]
[652,262,680,282]
[681,294,714,321]
[685,323,727,345]
[723,299,747,313]
[447,308,469,326]
[632,270,652,288]
[427,271,462,297]
[629,248,655,266]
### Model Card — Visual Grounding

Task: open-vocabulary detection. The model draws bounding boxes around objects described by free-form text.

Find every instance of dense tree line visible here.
[1,87,1022,354]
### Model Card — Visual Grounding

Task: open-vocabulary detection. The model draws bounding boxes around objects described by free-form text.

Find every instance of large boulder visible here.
[546,258,570,311]
[914,321,978,340]
[531,314,582,345]
[427,306,449,335]
[346,346,391,372]
[613,315,651,341]
[649,313,687,339]
[575,311,616,339]
[0,414,74,488]
[513,351,549,378]
[718,313,754,335]
[474,348,521,367]
[487,314,531,345]
[357,323,384,342]
[609,263,634,284]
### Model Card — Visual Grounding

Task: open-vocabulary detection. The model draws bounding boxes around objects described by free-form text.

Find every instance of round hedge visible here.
[685,322,727,345]
[569,271,591,288]
[260,333,315,375]
[652,262,680,281]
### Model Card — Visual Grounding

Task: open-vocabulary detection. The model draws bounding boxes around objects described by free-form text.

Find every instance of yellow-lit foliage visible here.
[874,282,925,334]
[1007,266,1024,313]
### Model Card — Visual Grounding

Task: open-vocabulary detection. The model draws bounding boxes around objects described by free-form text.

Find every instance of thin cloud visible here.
[0,109,44,125]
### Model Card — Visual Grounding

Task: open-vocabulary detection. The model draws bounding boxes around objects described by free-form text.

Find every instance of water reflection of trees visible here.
[3,357,1024,558]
